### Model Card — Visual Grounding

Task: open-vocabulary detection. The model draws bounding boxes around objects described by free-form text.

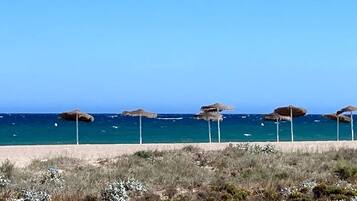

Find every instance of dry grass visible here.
[1,144,357,200]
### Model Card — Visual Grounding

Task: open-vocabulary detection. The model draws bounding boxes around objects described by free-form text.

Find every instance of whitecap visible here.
[112,126,118,129]
[261,123,265,127]
[157,117,183,120]
[241,116,247,119]
[314,120,320,123]
[244,133,252,137]
[54,123,58,127]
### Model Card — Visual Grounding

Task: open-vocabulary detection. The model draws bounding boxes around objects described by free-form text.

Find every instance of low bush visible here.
[335,161,357,180]
[101,178,146,201]
[0,160,14,179]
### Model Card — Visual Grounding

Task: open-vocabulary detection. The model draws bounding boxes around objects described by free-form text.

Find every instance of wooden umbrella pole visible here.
[276,120,280,142]
[208,120,211,143]
[351,112,354,141]
[217,108,221,143]
[337,116,340,141]
[139,115,143,144]
[290,108,294,142]
[217,119,221,143]
[76,113,79,145]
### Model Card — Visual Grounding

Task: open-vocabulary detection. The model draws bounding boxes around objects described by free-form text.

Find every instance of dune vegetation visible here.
[1,144,357,201]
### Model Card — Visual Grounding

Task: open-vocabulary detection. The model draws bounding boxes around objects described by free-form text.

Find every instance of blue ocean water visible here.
[0,114,354,145]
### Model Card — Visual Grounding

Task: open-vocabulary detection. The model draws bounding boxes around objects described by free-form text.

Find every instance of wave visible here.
[157,117,183,120]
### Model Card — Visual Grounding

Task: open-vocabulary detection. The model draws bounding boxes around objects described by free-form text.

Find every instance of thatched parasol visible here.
[122,109,157,144]
[264,113,292,122]
[323,114,351,141]
[196,111,223,143]
[201,103,234,112]
[274,105,307,142]
[200,103,233,143]
[323,114,351,123]
[336,106,357,115]
[59,110,94,145]
[336,106,357,141]
[264,113,291,142]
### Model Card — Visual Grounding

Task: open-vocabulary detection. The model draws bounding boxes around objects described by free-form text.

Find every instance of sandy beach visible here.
[0,141,356,167]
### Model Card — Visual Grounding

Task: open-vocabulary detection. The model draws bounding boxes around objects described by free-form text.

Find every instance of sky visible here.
[0,1,357,114]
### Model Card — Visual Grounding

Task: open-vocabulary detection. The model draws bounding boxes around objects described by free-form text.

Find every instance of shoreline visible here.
[1,141,356,167]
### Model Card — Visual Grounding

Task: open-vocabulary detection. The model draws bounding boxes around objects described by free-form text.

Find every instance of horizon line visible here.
[0,112,337,115]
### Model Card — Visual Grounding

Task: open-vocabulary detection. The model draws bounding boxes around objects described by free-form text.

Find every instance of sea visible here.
[0,114,354,145]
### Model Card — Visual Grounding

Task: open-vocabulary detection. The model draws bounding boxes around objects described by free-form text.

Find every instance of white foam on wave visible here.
[157,117,183,120]
[244,133,252,137]
[112,126,119,129]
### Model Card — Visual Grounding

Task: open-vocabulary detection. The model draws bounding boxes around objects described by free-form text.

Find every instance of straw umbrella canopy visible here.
[274,105,307,142]
[324,114,351,123]
[264,113,291,142]
[336,106,357,141]
[200,103,233,143]
[201,103,234,112]
[196,111,223,143]
[323,114,351,141]
[59,110,94,145]
[122,109,157,144]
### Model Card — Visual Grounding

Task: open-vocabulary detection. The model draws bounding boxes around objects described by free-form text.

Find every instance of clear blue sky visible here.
[1,1,356,114]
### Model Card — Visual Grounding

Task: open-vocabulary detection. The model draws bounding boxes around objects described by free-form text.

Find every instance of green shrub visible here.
[261,188,281,201]
[275,172,289,180]
[233,189,250,201]
[288,191,312,201]
[0,160,14,179]
[335,161,357,180]
[181,145,201,153]
[134,151,154,159]
[133,150,164,159]
[312,184,327,199]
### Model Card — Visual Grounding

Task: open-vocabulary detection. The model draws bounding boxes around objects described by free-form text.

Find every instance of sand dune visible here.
[0,141,356,167]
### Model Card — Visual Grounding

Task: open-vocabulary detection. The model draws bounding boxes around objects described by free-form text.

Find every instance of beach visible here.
[1,141,357,167]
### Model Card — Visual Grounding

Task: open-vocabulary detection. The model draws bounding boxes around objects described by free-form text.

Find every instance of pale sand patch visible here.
[0,141,356,167]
